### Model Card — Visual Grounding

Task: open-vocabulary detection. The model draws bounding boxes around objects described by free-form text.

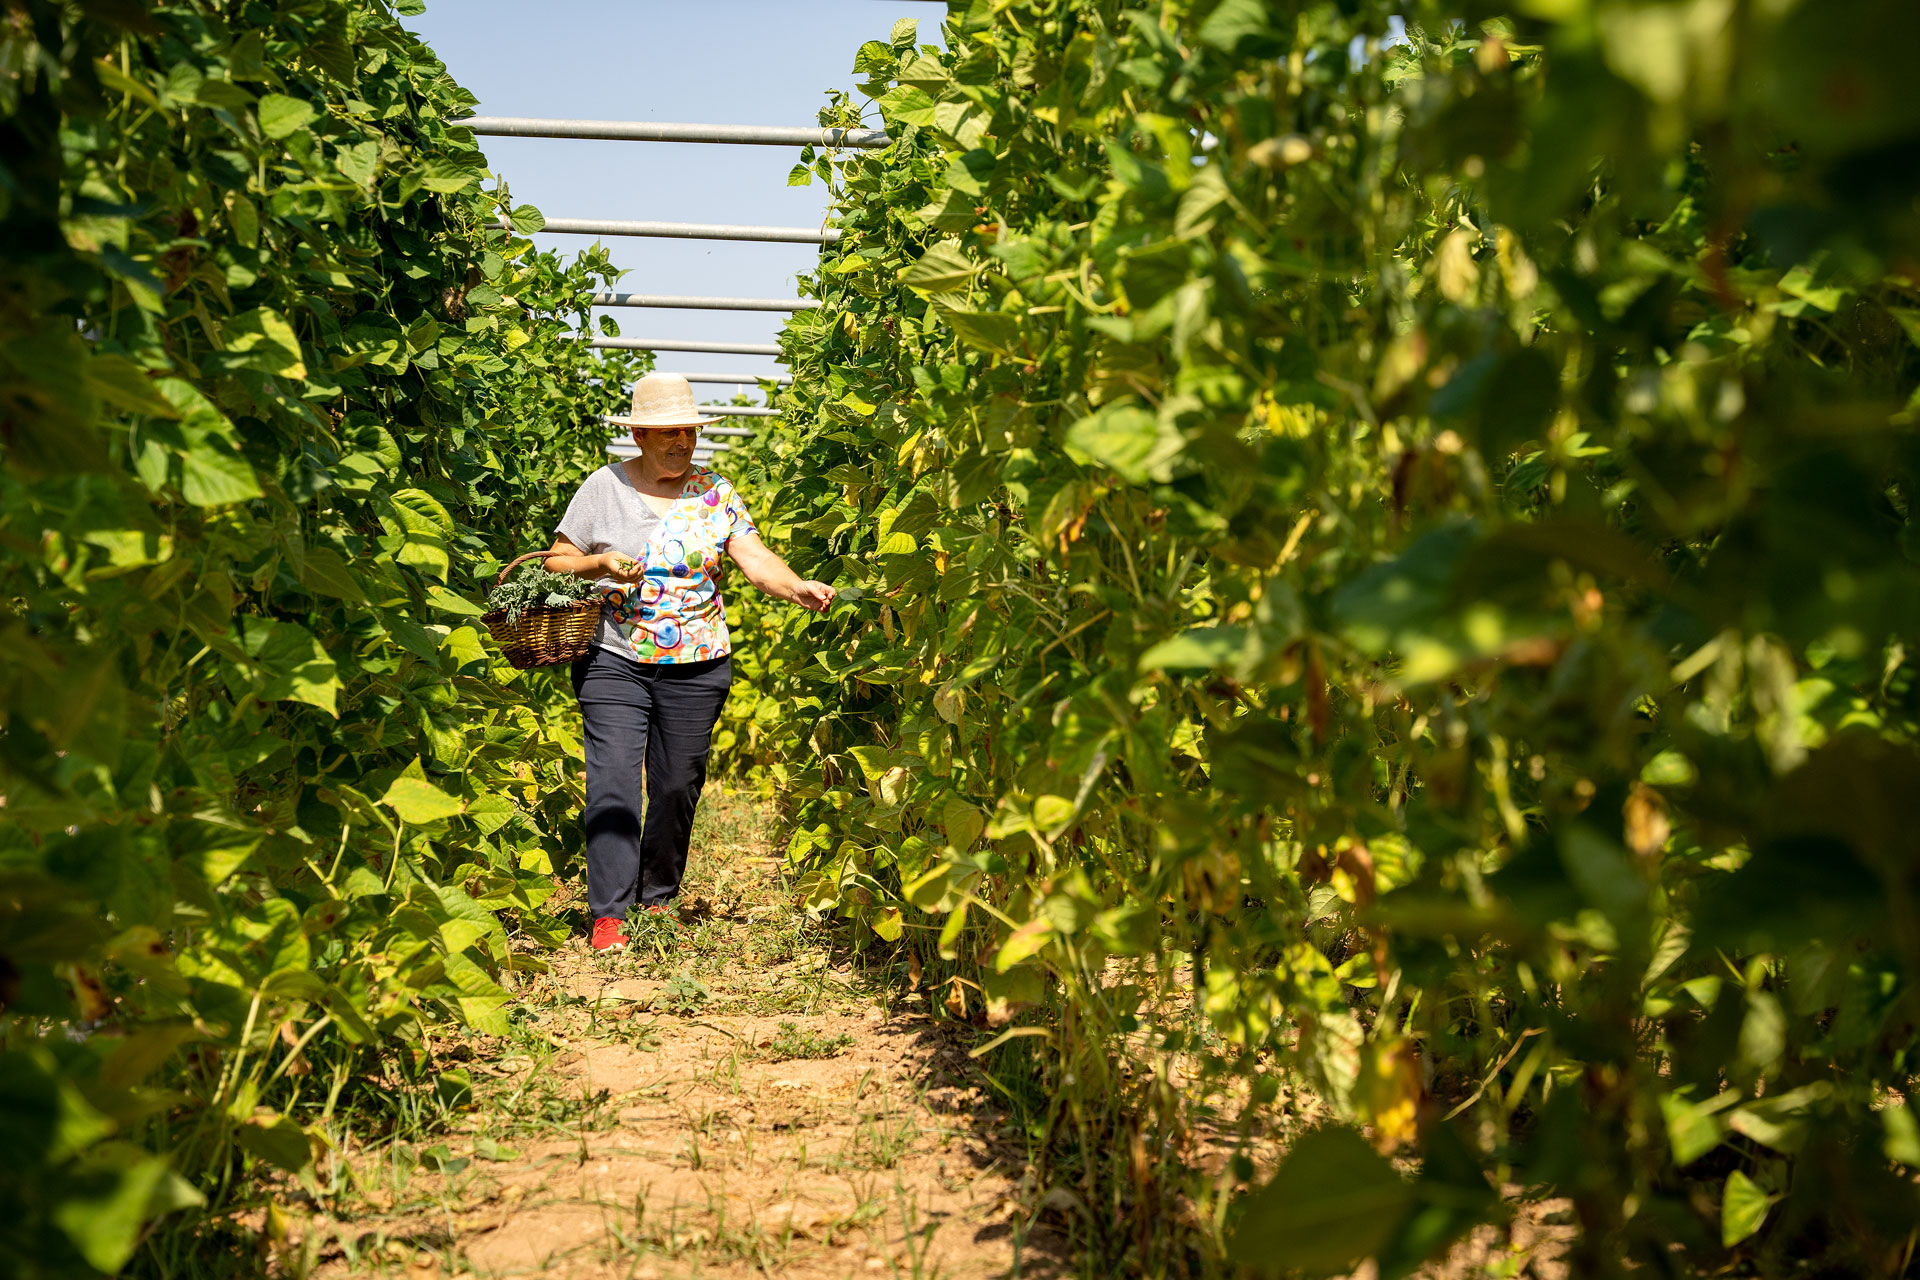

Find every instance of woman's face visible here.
[634,425,698,477]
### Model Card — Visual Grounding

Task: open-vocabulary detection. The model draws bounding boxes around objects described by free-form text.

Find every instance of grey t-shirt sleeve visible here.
[556,467,611,553]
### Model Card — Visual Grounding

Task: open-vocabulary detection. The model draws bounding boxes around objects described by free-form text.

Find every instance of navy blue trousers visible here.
[570,646,732,920]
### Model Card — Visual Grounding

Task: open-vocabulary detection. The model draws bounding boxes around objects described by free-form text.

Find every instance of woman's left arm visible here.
[727,532,836,613]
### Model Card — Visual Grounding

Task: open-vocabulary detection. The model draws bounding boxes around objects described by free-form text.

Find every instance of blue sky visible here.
[404,0,941,391]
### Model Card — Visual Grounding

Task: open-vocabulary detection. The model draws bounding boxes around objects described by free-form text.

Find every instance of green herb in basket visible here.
[485,566,595,625]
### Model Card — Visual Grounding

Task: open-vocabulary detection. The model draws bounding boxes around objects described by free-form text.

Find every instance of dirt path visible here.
[300,788,1064,1280]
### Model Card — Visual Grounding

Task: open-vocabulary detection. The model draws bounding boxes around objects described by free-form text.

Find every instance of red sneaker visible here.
[590,917,629,951]
[638,903,678,928]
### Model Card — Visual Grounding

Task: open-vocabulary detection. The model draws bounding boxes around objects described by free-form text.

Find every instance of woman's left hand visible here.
[791,580,836,612]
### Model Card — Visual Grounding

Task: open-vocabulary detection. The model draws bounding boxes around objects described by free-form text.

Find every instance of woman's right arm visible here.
[544,537,641,584]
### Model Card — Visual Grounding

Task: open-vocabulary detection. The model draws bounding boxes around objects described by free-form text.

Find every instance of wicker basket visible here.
[480,551,603,669]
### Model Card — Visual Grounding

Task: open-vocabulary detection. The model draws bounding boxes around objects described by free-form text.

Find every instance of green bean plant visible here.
[725,0,1920,1273]
[0,0,648,1273]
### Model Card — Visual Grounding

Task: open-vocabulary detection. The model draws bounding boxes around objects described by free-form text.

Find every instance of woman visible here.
[546,372,835,951]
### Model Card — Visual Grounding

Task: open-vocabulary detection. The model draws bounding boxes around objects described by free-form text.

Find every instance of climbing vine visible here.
[729,0,1920,1273]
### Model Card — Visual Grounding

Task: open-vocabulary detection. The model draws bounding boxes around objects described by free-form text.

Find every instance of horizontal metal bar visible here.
[603,431,754,443]
[610,443,730,457]
[603,411,771,428]
[588,337,783,356]
[656,371,794,386]
[591,293,820,312]
[518,217,839,244]
[456,116,891,149]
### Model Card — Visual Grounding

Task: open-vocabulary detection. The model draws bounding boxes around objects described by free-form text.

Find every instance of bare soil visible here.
[294,787,1068,1280]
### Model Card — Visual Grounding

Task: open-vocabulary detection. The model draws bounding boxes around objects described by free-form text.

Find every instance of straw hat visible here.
[610,372,721,429]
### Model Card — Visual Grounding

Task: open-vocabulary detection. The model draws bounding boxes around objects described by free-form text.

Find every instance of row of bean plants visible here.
[0,1,643,1273]
[724,0,1920,1274]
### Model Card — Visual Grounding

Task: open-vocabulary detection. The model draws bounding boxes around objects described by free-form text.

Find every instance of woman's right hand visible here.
[597,551,644,583]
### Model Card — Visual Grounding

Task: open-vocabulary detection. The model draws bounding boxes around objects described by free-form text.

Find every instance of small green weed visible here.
[658,972,712,1015]
[624,907,684,961]
[609,1018,663,1050]
[758,1020,853,1062]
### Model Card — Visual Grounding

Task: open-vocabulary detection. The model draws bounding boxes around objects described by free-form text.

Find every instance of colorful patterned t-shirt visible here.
[554,463,758,665]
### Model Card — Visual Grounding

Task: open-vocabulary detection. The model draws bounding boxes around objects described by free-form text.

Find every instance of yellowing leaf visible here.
[847,744,894,781]
[941,797,984,850]
[1032,794,1074,831]
[382,776,464,825]
[995,918,1053,970]
[1435,229,1480,304]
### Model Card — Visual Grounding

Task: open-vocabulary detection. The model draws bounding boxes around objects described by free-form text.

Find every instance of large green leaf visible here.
[236,1116,314,1176]
[902,242,976,294]
[943,310,1022,357]
[242,618,340,715]
[84,354,179,418]
[221,307,307,378]
[179,433,263,506]
[385,487,455,578]
[1066,402,1178,484]
[1721,1170,1775,1247]
[1227,1126,1413,1275]
[257,93,317,139]
[51,1145,178,1272]
[1139,625,1249,672]
[877,84,938,128]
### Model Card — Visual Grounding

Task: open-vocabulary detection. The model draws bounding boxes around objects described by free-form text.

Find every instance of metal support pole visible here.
[588,337,783,356]
[456,117,890,149]
[589,293,819,312]
[704,426,757,438]
[512,217,840,244]
[657,371,794,386]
